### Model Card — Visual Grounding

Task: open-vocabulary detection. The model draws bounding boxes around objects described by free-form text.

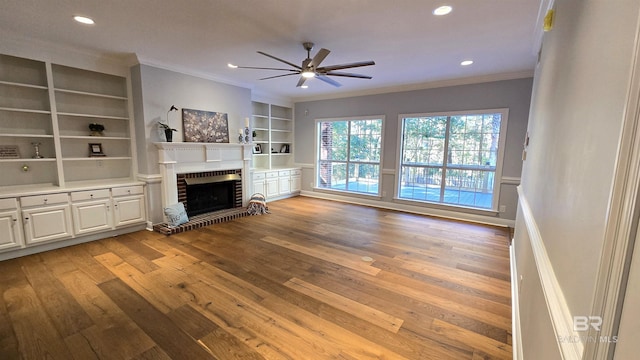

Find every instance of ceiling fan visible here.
[234,42,375,88]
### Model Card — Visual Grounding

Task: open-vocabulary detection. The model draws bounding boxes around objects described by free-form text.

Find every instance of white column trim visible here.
[586,11,640,359]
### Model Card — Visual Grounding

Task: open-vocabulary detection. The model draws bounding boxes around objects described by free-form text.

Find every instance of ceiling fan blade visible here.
[316,75,342,87]
[296,76,308,87]
[317,60,375,72]
[259,73,299,80]
[237,66,299,72]
[257,51,302,70]
[309,48,330,68]
[324,71,372,79]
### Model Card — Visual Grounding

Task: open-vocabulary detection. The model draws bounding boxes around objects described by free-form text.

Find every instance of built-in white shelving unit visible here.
[0,54,135,190]
[251,101,293,170]
[0,52,145,260]
[250,101,300,201]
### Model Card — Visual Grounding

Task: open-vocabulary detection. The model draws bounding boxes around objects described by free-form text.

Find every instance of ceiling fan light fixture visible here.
[302,70,315,78]
[301,85,309,89]
[73,15,95,25]
[433,6,452,16]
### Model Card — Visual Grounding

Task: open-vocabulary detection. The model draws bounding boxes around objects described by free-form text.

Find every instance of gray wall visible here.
[130,64,252,223]
[294,78,533,223]
[514,0,640,358]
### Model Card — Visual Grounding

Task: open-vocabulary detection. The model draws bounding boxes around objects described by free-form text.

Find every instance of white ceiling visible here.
[0,0,543,101]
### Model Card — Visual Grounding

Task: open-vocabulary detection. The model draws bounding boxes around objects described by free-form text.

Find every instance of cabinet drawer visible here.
[253,172,266,180]
[278,170,291,177]
[291,169,301,176]
[21,193,69,207]
[0,198,18,210]
[71,189,110,202]
[265,171,278,179]
[112,185,143,197]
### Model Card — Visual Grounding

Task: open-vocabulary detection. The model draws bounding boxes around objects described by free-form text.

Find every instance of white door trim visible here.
[586,10,640,359]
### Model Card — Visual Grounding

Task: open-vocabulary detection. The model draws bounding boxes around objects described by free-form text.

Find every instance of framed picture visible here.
[280,144,289,153]
[182,108,229,143]
[0,145,20,159]
[253,144,262,154]
[88,143,105,157]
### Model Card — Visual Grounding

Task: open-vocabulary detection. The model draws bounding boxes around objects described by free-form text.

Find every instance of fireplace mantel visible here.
[155,142,252,212]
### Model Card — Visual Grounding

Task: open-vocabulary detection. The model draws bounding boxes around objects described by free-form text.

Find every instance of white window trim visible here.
[314,115,385,196]
[394,108,509,211]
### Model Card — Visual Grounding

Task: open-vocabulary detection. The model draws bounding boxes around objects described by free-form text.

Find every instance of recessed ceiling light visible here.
[301,85,309,89]
[73,16,95,25]
[461,60,474,66]
[433,6,452,16]
[227,63,238,69]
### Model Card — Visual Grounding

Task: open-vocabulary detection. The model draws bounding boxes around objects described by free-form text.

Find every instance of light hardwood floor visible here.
[0,197,512,359]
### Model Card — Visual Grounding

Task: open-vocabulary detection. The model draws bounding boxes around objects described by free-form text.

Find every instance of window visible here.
[317,117,383,195]
[398,109,507,210]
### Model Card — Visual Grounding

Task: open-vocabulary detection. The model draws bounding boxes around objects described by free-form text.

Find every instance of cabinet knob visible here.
[90,194,94,198]
[43,198,48,203]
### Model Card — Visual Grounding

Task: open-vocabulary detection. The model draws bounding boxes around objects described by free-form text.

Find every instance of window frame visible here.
[395,108,509,212]
[314,115,385,197]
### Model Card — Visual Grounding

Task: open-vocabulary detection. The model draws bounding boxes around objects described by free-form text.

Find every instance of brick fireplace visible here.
[154,142,252,234]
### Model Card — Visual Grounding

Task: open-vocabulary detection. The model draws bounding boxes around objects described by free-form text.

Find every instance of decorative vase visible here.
[165,129,173,142]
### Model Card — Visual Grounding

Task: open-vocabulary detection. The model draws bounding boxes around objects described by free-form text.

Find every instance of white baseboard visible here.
[510,243,524,360]
[300,190,515,228]
[517,187,583,359]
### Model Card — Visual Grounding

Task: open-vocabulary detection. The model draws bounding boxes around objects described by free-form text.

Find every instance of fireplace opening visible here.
[184,173,241,217]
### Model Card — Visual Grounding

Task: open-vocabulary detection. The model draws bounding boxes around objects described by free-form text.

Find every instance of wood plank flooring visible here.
[0,197,512,359]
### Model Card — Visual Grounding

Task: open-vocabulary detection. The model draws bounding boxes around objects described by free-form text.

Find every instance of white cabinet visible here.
[112,185,145,227]
[253,168,301,200]
[0,198,23,251]
[278,170,291,195]
[71,189,112,235]
[21,194,73,245]
[291,169,302,192]
[252,172,267,196]
[265,172,279,198]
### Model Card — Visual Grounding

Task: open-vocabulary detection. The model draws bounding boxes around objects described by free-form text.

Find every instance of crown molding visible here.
[134,56,255,91]
[0,29,131,76]
[291,70,534,103]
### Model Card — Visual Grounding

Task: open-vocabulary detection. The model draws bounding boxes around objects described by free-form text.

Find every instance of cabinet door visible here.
[266,178,279,198]
[253,179,267,196]
[291,175,301,192]
[71,199,113,235]
[113,195,145,227]
[23,204,73,245]
[279,176,291,195]
[0,210,23,251]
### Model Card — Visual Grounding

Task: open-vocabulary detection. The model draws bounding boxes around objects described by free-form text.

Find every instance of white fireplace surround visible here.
[155,142,252,214]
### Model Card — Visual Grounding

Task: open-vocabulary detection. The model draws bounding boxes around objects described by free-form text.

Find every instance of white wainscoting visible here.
[517,186,583,359]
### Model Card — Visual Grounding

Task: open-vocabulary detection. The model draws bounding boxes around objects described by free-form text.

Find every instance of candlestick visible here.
[245,117,250,128]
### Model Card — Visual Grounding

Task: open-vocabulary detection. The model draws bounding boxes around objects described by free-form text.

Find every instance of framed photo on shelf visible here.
[88,143,106,157]
[280,144,289,153]
[252,144,262,154]
[0,145,20,159]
